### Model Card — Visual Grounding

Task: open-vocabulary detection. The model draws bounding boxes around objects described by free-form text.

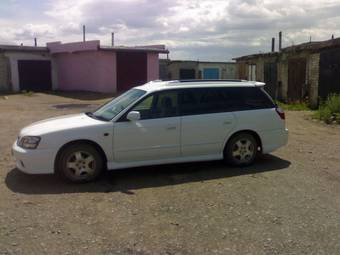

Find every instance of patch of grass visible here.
[21,90,34,96]
[276,101,311,111]
[313,94,340,124]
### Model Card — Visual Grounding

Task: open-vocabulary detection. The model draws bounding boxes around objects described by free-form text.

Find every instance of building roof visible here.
[0,40,169,54]
[233,52,278,61]
[281,37,340,53]
[100,45,169,54]
[136,80,265,92]
[233,37,340,60]
[47,40,169,54]
[0,44,48,52]
[169,59,235,64]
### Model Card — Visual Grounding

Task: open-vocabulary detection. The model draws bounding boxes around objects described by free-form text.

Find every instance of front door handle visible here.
[166,126,176,130]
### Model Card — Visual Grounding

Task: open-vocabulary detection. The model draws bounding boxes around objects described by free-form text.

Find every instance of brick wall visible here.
[307,53,320,108]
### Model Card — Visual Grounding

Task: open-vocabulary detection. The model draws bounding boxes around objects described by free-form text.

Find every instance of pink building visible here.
[0,40,168,93]
[48,40,169,93]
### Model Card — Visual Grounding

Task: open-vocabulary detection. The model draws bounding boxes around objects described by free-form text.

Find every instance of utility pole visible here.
[279,31,282,51]
[34,37,37,47]
[83,25,86,42]
[111,32,114,46]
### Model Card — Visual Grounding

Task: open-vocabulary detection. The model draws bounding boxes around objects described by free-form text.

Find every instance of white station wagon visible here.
[12,80,288,183]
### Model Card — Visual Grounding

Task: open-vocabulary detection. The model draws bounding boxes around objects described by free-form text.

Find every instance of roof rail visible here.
[174,79,244,83]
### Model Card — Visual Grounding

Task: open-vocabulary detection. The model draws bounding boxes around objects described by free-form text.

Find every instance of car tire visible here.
[56,143,104,183]
[224,133,258,166]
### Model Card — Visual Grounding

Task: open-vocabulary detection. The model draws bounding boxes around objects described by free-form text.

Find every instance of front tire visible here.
[224,133,258,166]
[56,143,104,183]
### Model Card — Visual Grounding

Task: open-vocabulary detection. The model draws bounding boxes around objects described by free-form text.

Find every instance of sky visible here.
[0,0,340,61]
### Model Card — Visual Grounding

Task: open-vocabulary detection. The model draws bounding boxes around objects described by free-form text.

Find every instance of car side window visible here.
[178,87,275,116]
[131,94,155,119]
[131,90,179,120]
[179,88,227,115]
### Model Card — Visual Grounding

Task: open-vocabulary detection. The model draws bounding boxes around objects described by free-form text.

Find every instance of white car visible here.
[12,80,288,183]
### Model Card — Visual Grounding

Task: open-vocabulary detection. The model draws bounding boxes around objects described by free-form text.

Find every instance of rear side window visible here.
[227,87,275,111]
[179,87,275,116]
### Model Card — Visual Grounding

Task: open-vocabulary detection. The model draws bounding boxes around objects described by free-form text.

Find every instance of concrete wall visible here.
[198,62,237,79]
[168,61,199,80]
[277,57,288,101]
[235,51,324,106]
[159,59,170,80]
[147,53,159,81]
[307,53,320,108]
[4,51,57,92]
[278,51,316,103]
[55,51,117,93]
[0,53,10,91]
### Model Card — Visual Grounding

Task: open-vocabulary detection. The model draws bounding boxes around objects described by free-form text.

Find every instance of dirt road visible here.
[0,93,339,255]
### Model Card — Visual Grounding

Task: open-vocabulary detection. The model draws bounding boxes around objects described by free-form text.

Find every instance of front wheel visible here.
[56,143,104,183]
[224,133,258,166]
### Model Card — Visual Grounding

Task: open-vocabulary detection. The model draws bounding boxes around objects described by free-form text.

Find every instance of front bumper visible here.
[12,142,56,174]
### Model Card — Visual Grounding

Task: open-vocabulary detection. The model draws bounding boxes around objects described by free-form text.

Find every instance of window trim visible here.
[116,87,276,122]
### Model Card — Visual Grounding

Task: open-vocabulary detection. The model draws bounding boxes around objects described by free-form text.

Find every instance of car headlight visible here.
[18,136,41,149]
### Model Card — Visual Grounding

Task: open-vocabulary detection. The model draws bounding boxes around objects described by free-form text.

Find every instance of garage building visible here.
[0,40,168,93]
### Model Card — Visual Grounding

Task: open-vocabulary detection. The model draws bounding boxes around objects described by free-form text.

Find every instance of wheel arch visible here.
[224,130,263,153]
[54,139,108,173]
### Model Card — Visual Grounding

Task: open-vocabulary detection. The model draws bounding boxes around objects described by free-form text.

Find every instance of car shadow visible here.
[5,155,290,195]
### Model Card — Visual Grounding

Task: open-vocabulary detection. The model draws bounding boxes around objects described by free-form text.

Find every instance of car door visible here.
[179,88,236,157]
[113,90,181,162]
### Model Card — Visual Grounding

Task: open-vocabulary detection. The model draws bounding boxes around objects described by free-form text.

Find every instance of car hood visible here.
[20,113,104,136]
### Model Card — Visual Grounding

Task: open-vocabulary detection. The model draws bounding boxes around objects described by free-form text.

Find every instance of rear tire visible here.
[224,133,258,166]
[56,143,104,183]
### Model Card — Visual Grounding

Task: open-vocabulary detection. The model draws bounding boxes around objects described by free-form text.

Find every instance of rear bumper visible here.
[260,128,288,154]
[12,142,55,174]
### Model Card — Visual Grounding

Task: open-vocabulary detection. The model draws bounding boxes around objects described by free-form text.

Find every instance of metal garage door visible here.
[203,68,219,79]
[264,62,278,99]
[18,60,52,91]
[319,48,340,100]
[179,69,196,79]
[288,58,306,102]
[117,52,147,91]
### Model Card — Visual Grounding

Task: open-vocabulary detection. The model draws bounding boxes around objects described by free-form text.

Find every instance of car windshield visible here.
[91,89,146,121]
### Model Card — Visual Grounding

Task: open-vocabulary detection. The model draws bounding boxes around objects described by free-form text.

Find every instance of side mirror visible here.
[126,111,141,121]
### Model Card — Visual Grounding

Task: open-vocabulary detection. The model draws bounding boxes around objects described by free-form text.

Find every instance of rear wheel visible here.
[224,133,258,166]
[56,143,104,183]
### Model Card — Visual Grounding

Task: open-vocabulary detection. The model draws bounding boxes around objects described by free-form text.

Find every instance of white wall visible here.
[4,51,57,92]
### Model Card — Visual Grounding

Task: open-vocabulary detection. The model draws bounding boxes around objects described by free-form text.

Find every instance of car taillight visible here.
[275,107,285,120]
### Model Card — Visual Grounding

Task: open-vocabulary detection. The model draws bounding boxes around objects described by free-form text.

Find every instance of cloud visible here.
[0,0,340,60]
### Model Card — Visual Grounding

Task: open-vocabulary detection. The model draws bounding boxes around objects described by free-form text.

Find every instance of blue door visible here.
[203,68,219,79]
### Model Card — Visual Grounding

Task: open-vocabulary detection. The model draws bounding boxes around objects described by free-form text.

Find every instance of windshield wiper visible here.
[85,112,109,122]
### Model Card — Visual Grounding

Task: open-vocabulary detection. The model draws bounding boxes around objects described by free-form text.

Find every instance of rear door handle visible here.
[224,121,232,125]
[166,126,176,130]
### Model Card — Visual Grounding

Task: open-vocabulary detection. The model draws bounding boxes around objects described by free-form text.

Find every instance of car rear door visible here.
[179,88,236,157]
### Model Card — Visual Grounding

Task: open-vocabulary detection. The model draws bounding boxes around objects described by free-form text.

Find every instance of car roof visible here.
[135,80,266,92]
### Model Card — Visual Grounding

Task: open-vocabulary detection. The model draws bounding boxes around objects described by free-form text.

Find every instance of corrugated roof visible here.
[233,52,278,61]
[282,37,340,52]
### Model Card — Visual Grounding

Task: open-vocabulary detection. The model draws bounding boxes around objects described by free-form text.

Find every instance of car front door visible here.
[113,90,181,162]
[179,88,236,157]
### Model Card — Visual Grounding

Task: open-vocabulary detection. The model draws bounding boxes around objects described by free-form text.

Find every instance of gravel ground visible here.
[0,92,339,255]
